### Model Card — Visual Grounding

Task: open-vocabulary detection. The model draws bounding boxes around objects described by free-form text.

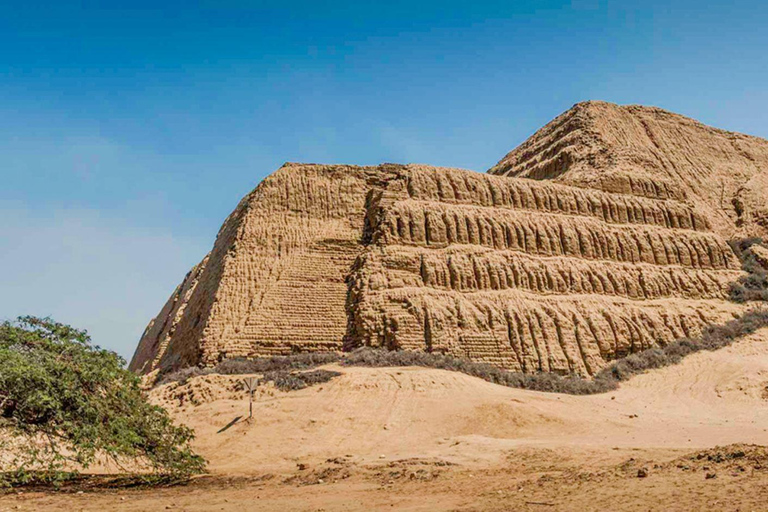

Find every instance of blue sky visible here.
[2,1,767,361]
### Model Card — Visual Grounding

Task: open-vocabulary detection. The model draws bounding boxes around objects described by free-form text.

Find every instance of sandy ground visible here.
[5,327,768,511]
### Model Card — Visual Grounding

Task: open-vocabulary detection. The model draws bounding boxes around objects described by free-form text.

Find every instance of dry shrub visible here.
[728,237,765,258]
[156,353,340,386]
[342,347,616,395]
[259,369,341,391]
[729,238,768,303]
[344,308,768,395]
[156,366,212,386]
[214,353,340,374]
[594,307,768,386]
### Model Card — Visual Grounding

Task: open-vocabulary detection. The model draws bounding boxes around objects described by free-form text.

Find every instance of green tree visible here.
[0,316,205,483]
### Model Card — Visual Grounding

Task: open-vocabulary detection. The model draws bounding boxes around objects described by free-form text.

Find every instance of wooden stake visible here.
[243,377,257,419]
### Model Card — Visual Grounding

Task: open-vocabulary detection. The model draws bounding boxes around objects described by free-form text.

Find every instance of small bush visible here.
[730,273,768,303]
[156,352,341,386]
[0,316,206,485]
[157,366,212,386]
[259,369,341,391]
[215,353,340,375]
[729,238,768,303]
[728,237,764,258]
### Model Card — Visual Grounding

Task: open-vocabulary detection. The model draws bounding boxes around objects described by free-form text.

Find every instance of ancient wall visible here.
[131,102,764,377]
[488,101,768,238]
[130,163,403,373]
[345,166,743,376]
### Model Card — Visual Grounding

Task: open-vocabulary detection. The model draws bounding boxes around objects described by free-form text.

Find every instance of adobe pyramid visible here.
[130,102,766,376]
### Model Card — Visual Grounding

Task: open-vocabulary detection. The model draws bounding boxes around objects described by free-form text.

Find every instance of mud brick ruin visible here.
[130,101,768,376]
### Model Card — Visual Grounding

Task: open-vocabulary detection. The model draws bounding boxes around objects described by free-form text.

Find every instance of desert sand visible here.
[8,324,768,511]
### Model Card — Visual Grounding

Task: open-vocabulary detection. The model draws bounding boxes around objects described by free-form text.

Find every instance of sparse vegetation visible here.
[342,348,616,394]
[157,306,768,397]
[157,365,213,386]
[216,353,341,374]
[258,369,342,392]
[0,317,206,487]
[594,307,768,385]
[729,237,768,303]
[157,352,341,386]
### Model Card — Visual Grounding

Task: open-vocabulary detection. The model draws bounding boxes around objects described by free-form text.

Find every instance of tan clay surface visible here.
[488,101,768,238]
[13,326,768,511]
[130,102,766,376]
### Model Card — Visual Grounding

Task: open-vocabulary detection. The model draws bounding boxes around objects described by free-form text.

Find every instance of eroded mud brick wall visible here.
[132,163,745,376]
[345,166,744,376]
[488,101,768,239]
[130,163,404,373]
[132,101,766,376]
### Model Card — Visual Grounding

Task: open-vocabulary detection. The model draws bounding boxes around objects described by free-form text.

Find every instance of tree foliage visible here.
[0,316,205,483]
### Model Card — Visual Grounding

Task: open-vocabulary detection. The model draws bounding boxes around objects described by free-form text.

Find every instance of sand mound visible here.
[147,326,768,477]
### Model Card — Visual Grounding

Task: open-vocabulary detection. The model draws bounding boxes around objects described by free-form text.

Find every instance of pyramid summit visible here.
[130,102,767,377]
[489,101,768,239]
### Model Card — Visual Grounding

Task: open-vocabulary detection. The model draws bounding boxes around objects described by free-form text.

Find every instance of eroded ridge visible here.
[377,200,734,269]
[407,165,709,231]
[362,246,739,301]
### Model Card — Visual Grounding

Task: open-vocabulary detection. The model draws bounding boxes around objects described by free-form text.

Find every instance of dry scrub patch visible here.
[729,238,768,302]
[154,304,768,400]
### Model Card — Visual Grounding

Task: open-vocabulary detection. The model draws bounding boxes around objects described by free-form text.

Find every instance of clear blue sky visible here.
[2,1,766,361]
